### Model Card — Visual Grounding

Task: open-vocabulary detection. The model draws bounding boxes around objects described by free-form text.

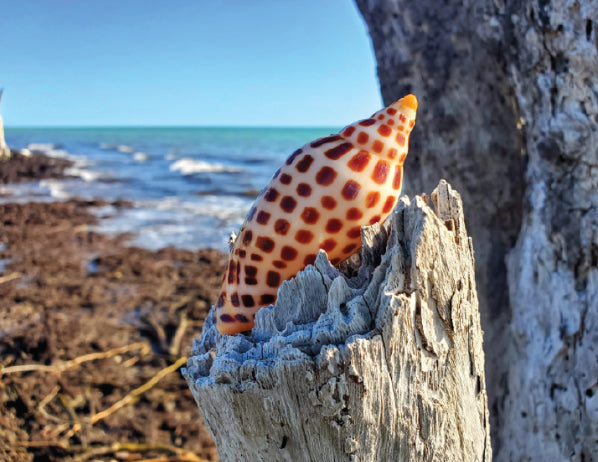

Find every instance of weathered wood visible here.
[0,89,10,159]
[184,181,491,461]
[354,2,598,460]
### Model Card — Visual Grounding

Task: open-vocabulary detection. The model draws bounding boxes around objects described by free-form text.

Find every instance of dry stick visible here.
[169,311,189,357]
[82,442,209,462]
[0,272,21,284]
[89,356,188,425]
[0,342,151,376]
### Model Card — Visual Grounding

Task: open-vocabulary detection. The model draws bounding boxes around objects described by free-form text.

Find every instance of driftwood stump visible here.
[184,181,491,461]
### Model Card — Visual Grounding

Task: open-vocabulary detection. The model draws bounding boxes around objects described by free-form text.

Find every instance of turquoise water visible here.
[3,126,338,250]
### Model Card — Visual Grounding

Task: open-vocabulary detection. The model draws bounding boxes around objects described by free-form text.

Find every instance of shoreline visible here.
[0,152,223,460]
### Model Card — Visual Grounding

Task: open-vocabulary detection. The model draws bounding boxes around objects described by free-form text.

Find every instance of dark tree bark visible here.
[354,0,597,460]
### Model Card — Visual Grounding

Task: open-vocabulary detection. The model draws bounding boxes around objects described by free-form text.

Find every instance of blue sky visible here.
[1,0,382,127]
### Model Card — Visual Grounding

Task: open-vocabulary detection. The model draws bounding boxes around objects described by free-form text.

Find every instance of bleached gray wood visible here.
[184,181,491,462]
[354,1,598,460]
[0,89,10,159]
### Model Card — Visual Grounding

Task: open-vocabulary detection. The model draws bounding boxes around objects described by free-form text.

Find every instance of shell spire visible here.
[216,94,418,335]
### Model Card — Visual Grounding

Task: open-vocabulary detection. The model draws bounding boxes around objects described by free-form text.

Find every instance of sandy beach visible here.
[1,152,222,460]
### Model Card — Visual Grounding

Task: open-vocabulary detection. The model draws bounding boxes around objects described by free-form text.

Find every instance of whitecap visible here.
[133,152,148,162]
[27,143,55,151]
[64,167,101,182]
[169,158,244,174]
[40,180,70,199]
[117,145,134,153]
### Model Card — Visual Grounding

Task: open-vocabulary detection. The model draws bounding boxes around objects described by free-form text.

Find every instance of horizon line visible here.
[5,124,342,130]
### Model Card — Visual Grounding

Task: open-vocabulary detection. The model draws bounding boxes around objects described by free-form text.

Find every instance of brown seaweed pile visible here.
[0,154,224,461]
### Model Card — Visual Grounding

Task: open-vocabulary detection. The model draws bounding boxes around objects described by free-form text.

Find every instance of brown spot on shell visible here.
[343,243,358,254]
[261,294,276,305]
[392,166,402,190]
[286,148,303,165]
[295,155,314,173]
[231,292,240,307]
[315,166,337,186]
[347,150,371,172]
[369,215,381,225]
[357,132,369,144]
[256,236,275,253]
[382,196,396,214]
[280,173,292,185]
[378,124,391,136]
[264,188,279,202]
[324,142,353,160]
[301,207,320,225]
[280,196,298,213]
[372,139,384,153]
[304,254,317,266]
[274,218,290,235]
[365,192,380,208]
[325,218,343,234]
[250,253,263,262]
[341,180,361,200]
[242,294,255,307]
[347,226,361,238]
[242,230,253,245]
[311,135,342,148]
[396,133,405,146]
[359,119,376,126]
[235,314,249,323]
[296,183,312,197]
[343,126,355,137]
[256,210,271,225]
[273,260,287,269]
[295,229,314,244]
[320,238,337,252]
[281,246,298,261]
[321,196,337,210]
[266,271,281,287]
[228,261,237,284]
[346,207,363,221]
[372,160,390,185]
[220,314,234,323]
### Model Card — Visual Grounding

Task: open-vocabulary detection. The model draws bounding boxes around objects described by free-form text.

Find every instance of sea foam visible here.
[169,158,244,174]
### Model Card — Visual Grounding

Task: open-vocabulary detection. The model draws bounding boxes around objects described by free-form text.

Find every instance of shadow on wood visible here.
[184,180,491,461]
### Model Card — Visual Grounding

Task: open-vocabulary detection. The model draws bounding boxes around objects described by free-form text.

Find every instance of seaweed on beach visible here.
[0,196,225,461]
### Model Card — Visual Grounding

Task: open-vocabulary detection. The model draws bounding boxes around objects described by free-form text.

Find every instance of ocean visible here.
[3,126,337,251]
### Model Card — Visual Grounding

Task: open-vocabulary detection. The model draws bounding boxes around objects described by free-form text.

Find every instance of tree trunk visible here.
[185,181,491,462]
[354,1,598,460]
[0,114,10,159]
